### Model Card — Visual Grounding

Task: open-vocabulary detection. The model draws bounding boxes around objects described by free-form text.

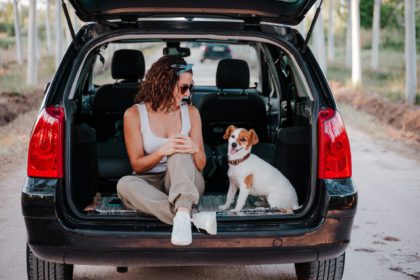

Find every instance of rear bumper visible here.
[22,178,357,266]
[26,217,351,266]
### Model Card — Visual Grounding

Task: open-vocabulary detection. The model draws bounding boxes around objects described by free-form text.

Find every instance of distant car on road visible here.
[200,43,232,62]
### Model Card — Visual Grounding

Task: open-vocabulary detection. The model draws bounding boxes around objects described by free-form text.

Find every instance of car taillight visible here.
[318,108,352,179]
[27,106,64,178]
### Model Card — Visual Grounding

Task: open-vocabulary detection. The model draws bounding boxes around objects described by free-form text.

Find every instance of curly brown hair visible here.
[134,55,192,113]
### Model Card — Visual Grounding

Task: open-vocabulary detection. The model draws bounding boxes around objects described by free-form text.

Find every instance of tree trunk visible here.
[351,0,362,86]
[13,0,23,64]
[345,0,352,68]
[65,21,72,47]
[405,0,417,104]
[297,20,306,38]
[55,0,63,70]
[371,0,381,69]
[45,0,52,55]
[27,0,37,85]
[312,0,327,74]
[73,5,79,33]
[327,0,335,64]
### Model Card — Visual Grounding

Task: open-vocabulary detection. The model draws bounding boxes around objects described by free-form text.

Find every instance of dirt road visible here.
[1,122,419,280]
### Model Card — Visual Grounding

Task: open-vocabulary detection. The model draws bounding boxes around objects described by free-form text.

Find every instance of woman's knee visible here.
[167,153,192,163]
[117,175,135,196]
[167,154,195,172]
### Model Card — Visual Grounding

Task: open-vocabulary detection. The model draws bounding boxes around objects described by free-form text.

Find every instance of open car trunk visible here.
[66,29,316,225]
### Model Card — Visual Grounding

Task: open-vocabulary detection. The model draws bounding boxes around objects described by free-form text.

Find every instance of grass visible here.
[0,108,38,176]
[0,55,55,94]
[338,102,420,162]
[327,47,420,104]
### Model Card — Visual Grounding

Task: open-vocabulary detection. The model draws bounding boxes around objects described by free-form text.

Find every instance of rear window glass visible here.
[92,42,260,88]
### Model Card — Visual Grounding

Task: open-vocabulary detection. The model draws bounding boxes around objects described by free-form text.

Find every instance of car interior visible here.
[70,39,313,218]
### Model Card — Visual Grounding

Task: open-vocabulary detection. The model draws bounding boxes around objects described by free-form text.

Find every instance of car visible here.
[200,43,232,62]
[22,1,357,280]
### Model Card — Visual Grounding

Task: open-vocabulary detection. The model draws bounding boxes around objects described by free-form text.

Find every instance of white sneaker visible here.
[171,211,192,246]
[192,212,217,235]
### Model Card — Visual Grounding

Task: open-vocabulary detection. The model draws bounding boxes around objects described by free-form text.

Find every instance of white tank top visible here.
[136,102,191,173]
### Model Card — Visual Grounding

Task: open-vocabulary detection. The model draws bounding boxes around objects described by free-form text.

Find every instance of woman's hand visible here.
[172,135,199,154]
[156,136,181,157]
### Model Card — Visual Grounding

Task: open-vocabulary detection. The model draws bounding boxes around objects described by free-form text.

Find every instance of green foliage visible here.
[360,0,404,29]
[360,0,374,29]
[328,47,420,105]
[0,37,15,49]
[0,22,15,36]
[0,56,55,93]
[382,28,404,51]
[359,0,419,51]
[417,7,420,51]
[380,0,404,29]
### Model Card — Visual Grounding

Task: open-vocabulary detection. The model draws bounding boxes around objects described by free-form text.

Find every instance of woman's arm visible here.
[123,106,164,174]
[171,106,206,171]
[187,106,207,171]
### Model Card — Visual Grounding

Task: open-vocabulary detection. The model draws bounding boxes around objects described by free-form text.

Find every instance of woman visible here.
[117,55,215,246]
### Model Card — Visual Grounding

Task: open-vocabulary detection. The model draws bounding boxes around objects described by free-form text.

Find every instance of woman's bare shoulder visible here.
[124,104,140,118]
[187,104,201,125]
[187,104,200,116]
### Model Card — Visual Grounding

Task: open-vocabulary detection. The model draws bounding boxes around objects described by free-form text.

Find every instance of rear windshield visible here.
[92,42,260,88]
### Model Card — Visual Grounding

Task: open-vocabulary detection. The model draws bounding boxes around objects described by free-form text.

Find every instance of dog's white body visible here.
[218,126,299,212]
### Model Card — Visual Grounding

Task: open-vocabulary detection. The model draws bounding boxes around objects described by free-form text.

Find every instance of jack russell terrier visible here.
[218,125,299,213]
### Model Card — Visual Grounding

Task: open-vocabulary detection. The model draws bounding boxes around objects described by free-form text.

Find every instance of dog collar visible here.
[228,153,251,166]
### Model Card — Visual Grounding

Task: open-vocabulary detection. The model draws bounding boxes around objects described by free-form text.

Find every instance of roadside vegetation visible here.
[0,0,419,175]
[328,46,420,105]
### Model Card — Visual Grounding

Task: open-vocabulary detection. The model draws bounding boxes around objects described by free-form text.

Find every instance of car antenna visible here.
[302,0,324,54]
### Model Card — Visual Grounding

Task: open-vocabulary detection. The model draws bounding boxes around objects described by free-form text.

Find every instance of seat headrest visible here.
[216,59,250,89]
[111,49,145,81]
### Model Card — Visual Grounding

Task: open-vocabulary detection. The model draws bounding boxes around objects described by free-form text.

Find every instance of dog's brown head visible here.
[223,125,259,158]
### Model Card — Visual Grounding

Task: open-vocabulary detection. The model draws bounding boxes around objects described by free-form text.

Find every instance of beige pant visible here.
[117,153,205,225]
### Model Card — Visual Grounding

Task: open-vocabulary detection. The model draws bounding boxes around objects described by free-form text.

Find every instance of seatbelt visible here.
[274,53,294,126]
[267,87,272,140]
[283,65,294,126]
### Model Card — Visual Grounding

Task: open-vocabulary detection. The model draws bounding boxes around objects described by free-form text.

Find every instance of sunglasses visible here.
[178,82,194,94]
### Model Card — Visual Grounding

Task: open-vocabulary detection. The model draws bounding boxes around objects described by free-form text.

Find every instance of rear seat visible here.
[93,49,145,142]
[94,49,145,191]
[195,59,275,192]
[197,59,268,148]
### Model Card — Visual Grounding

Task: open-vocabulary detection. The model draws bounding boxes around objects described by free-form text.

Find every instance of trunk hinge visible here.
[302,0,324,54]
[62,0,80,49]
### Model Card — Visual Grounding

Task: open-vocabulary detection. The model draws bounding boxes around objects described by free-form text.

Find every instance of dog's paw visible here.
[218,205,230,211]
[230,208,242,213]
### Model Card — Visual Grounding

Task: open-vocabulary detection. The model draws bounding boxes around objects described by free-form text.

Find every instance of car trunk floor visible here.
[83,192,291,217]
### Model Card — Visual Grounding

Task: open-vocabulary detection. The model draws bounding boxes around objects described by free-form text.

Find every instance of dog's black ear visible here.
[223,125,236,140]
[249,129,259,145]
